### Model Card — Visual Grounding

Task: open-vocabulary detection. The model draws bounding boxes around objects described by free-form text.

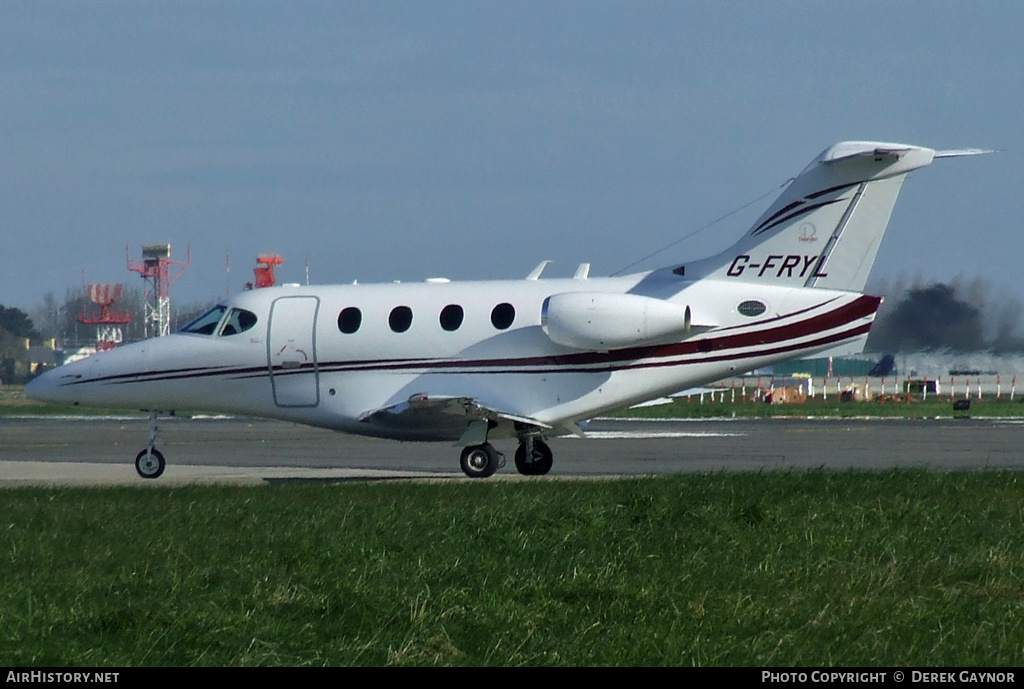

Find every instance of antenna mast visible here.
[127,244,190,337]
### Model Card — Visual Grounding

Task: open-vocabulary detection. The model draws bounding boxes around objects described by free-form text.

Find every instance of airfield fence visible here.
[692,374,1020,405]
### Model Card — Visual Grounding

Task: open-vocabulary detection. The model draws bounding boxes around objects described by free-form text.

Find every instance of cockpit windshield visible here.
[179,305,259,337]
[218,308,258,336]
[180,306,227,335]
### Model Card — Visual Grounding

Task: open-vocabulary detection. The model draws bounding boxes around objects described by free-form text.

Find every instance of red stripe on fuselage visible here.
[65,294,880,385]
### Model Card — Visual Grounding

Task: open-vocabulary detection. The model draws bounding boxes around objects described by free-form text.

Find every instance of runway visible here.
[2,414,1023,486]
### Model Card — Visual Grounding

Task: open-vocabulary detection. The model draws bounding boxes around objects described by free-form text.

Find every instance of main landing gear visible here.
[135,411,167,479]
[458,437,554,478]
[459,443,504,478]
[514,438,553,476]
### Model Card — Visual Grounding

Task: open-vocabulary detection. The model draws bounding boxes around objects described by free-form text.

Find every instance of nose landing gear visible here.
[135,447,166,479]
[135,411,167,479]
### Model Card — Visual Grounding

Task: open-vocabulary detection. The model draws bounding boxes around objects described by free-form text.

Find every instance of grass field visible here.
[2,472,1023,666]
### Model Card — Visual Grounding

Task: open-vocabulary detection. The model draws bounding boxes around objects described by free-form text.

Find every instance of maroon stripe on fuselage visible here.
[321,321,872,376]
[68,295,881,386]
[316,294,881,373]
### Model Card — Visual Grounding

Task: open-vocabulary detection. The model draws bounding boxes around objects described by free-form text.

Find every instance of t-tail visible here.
[683,141,990,292]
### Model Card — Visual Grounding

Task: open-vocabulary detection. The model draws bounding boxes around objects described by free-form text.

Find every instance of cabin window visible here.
[180,305,227,335]
[338,307,362,334]
[389,306,413,333]
[737,300,768,317]
[439,304,464,331]
[491,303,515,330]
[219,309,258,336]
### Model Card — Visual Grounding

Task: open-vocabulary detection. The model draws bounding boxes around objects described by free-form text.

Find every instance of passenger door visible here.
[268,296,320,407]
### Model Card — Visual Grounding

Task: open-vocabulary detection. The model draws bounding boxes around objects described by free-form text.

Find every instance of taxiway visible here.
[1,415,1022,485]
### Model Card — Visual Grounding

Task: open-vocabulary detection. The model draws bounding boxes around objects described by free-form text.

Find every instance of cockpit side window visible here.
[180,306,227,335]
[219,309,258,336]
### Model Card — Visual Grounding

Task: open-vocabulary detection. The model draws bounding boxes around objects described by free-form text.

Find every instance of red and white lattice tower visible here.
[77,284,134,351]
[127,244,190,338]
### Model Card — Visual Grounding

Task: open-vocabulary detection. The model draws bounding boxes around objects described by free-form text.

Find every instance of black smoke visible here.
[866,277,1024,354]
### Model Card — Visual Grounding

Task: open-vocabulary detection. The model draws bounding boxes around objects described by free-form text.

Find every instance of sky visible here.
[2,1,1022,314]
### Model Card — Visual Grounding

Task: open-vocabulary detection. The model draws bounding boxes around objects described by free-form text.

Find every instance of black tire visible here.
[514,439,553,476]
[460,443,500,478]
[135,448,166,479]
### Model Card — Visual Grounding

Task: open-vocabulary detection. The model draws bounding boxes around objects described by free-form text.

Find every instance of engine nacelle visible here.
[541,292,693,350]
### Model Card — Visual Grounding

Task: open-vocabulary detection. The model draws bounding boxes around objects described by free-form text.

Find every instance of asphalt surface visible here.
[2,414,1023,486]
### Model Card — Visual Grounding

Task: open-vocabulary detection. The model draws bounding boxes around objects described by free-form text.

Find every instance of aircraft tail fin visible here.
[685,142,951,292]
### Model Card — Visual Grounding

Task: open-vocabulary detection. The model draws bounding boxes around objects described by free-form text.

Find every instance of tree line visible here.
[1,287,214,384]
[2,276,1023,384]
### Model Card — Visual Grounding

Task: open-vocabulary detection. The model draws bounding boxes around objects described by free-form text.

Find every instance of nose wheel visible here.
[135,410,167,479]
[135,448,166,479]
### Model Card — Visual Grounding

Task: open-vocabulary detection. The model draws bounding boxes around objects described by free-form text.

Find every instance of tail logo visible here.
[798,222,818,243]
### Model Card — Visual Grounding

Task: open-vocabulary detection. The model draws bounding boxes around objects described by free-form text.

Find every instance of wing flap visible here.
[358,393,551,441]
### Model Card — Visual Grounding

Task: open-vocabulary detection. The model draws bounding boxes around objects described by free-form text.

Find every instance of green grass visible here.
[2,472,1023,666]
[0,386,145,416]
[0,386,203,417]
[616,395,1024,419]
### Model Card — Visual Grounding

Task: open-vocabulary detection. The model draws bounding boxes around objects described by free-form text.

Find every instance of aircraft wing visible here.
[358,393,552,444]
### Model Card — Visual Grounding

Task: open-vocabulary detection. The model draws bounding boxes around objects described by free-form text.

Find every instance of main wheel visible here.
[514,439,553,476]
[460,443,500,478]
[135,448,166,479]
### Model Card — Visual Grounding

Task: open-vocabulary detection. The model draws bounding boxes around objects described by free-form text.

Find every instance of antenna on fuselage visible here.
[526,261,551,280]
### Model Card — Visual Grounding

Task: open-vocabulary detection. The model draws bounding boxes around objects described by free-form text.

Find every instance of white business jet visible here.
[27,141,987,478]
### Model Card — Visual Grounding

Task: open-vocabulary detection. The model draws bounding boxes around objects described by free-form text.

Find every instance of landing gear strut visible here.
[135,411,166,479]
[514,438,553,476]
[460,443,503,478]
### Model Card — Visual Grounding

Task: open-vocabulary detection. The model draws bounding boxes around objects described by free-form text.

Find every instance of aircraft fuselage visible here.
[29,272,876,441]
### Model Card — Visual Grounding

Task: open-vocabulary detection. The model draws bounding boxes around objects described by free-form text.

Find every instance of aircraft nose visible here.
[25,368,60,403]
[25,360,87,405]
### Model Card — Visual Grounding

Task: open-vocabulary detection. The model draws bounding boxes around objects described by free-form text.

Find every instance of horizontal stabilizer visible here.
[934,148,997,158]
[820,143,912,164]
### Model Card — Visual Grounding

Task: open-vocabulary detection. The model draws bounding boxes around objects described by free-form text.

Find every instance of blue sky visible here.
[2,1,1021,312]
